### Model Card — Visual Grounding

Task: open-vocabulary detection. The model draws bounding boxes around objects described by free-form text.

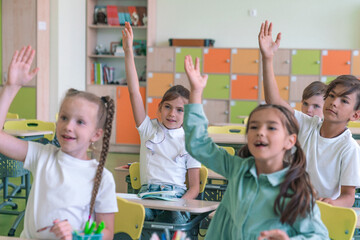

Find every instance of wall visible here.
[156,0,360,49]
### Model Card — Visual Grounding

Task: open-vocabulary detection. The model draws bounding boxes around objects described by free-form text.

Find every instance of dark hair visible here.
[62,88,115,219]
[302,81,327,101]
[324,75,360,110]
[238,104,316,226]
[158,85,190,111]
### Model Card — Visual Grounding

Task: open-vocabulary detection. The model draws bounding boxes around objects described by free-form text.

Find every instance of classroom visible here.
[1,0,360,239]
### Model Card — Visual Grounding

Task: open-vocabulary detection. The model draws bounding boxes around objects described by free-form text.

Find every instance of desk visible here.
[117,193,219,214]
[4,129,53,138]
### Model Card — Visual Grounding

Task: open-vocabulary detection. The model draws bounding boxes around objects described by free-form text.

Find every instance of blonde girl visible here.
[0,46,117,240]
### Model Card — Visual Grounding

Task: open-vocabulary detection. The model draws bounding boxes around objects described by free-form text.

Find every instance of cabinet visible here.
[322,50,351,76]
[86,0,156,153]
[1,0,50,120]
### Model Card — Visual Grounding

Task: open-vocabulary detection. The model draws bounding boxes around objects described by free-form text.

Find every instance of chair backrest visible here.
[129,162,208,194]
[219,146,235,156]
[208,125,246,135]
[316,200,357,240]
[114,196,145,240]
[6,112,19,119]
[4,119,56,141]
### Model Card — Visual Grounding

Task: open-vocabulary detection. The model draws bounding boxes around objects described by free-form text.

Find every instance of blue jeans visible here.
[139,184,190,223]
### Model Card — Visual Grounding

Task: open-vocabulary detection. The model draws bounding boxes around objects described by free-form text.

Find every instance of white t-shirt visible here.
[295,110,360,199]
[20,142,118,239]
[137,116,201,189]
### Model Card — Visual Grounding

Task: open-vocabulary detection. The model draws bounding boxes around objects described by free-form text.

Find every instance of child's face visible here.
[323,85,360,124]
[247,108,295,173]
[56,97,103,160]
[301,95,324,118]
[159,97,187,129]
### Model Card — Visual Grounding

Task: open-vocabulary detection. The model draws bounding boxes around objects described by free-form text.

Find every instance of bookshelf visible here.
[86,0,156,153]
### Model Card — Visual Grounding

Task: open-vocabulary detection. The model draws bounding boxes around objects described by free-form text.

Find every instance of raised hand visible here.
[122,22,133,52]
[50,219,73,240]
[7,45,39,87]
[258,20,281,60]
[184,55,208,92]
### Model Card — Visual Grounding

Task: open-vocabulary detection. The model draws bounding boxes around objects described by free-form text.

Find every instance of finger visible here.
[16,46,27,62]
[268,22,273,36]
[22,46,32,63]
[264,20,269,36]
[194,57,200,72]
[259,23,264,38]
[121,29,125,38]
[10,50,19,67]
[29,67,40,79]
[275,33,281,47]
[25,49,36,65]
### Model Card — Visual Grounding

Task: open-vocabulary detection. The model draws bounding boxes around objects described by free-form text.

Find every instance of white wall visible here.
[49,0,360,119]
[156,0,360,49]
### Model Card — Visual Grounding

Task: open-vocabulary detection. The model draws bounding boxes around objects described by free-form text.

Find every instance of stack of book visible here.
[94,5,148,26]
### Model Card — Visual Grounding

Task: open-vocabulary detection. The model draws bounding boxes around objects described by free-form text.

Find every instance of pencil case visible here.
[72,231,103,240]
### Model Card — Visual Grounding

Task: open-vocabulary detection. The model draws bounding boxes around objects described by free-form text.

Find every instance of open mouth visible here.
[62,135,75,140]
[254,142,268,147]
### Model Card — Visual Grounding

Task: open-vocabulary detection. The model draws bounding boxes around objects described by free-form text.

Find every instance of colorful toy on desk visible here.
[72,221,105,240]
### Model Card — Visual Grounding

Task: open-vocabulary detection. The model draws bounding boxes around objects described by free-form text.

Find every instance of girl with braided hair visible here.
[0,46,117,240]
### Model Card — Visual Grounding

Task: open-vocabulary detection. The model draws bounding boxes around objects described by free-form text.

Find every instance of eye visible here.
[60,115,67,121]
[268,126,277,131]
[164,105,171,109]
[314,104,321,109]
[249,125,257,130]
[77,120,85,125]
[329,93,335,98]
[303,102,309,106]
[177,108,184,113]
[341,99,349,104]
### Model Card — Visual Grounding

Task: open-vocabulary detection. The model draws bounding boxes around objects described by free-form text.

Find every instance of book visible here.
[117,6,128,25]
[106,5,119,26]
[94,5,107,24]
[136,6,147,26]
[128,6,139,26]
[138,191,180,201]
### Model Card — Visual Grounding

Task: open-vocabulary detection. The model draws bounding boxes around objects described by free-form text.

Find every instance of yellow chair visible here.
[316,200,357,240]
[6,112,19,119]
[219,146,235,156]
[114,196,145,240]
[4,119,56,141]
[348,121,360,128]
[208,125,246,135]
[129,162,208,196]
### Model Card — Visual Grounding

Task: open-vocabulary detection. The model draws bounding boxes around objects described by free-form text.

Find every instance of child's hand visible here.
[50,219,72,240]
[122,22,133,53]
[258,229,290,240]
[258,20,281,60]
[318,197,335,205]
[7,45,39,87]
[184,55,208,92]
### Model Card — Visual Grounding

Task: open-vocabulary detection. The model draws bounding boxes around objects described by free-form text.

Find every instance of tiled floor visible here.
[0,152,139,237]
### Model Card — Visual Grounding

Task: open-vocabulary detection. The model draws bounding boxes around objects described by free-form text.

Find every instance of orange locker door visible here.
[261,76,289,101]
[322,50,351,75]
[147,73,174,97]
[352,50,360,76]
[147,97,162,120]
[116,86,146,144]
[203,48,231,73]
[231,49,259,74]
[231,75,258,100]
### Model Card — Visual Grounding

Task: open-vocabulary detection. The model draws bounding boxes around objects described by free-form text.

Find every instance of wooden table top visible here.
[4,129,53,137]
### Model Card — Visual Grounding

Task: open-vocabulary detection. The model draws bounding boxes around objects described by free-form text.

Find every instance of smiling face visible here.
[159,96,188,129]
[301,95,324,118]
[247,108,296,172]
[56,97,103,159]
[323,84,360,124]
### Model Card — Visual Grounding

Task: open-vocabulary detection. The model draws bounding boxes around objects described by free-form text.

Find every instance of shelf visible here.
[88,54,146,59]
[88,24,147,30]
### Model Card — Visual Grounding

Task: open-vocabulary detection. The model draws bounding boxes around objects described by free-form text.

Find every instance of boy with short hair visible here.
[301,81,327,118]
[259,20,360,207]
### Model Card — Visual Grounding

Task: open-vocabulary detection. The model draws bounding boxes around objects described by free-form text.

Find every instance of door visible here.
[231,75,258,100]
[203,74,230,100]
[291,50,321,75]
[230,101,258,124]
[322,50,351,76]
[203,48,231,73]
[147,73,174,97]
[231,49,259,74]
[147,47,174,72]
[175,48,202,73]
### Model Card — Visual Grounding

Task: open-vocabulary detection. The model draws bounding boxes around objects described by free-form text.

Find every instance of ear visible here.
[284,133,296,150]
[350,110,360,121]
[91,128,104,143]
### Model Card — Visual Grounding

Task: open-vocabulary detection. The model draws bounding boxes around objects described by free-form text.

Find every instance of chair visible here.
[0,120,56,236]
[114,196,145,240]
[316,200,357,240]
[208,125,246,135]
[219,146,235,156]
[129,162,208,198]
[6,112,19,119]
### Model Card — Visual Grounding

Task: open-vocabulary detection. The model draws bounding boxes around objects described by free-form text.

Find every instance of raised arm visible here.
[259,21,293,114]
[184,55,208,104]
[0,46,39,161]
[122,22,146,126]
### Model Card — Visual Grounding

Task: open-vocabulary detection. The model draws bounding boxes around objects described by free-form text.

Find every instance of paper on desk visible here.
[138,190,180,201]
[116,193,140,199]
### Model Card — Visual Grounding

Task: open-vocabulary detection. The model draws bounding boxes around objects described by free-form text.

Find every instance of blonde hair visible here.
[62,89,115,219]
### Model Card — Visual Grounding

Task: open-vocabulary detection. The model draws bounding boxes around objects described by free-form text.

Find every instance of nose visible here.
[169,108,176,116]
[256,126,265,137]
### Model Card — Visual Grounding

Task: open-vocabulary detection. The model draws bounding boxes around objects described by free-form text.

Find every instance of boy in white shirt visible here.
[259,20,360,207]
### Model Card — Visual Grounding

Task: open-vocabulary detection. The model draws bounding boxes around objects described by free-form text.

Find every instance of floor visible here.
[0,152,139,237]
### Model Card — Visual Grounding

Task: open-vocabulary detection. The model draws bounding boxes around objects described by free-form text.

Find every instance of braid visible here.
[89,96,115,218]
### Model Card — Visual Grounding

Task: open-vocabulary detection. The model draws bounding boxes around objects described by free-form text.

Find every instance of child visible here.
[183,56,328,239]
[0,46,118,240]
[259,20,360,207]
[301,81,327,118]
[122,22,201,224]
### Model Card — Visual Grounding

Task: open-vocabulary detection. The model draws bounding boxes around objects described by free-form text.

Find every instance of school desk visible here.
[3,129,53,140]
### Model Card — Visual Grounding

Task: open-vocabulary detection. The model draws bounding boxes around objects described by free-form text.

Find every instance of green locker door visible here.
[230,100,258,123]
[175,48,202,73]
[9,87,36,119]
[291,50,321,75]
[203,74,230,99]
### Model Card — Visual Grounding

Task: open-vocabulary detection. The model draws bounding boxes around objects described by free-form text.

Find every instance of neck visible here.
[255,160,283,175]
[320,120,347,138]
